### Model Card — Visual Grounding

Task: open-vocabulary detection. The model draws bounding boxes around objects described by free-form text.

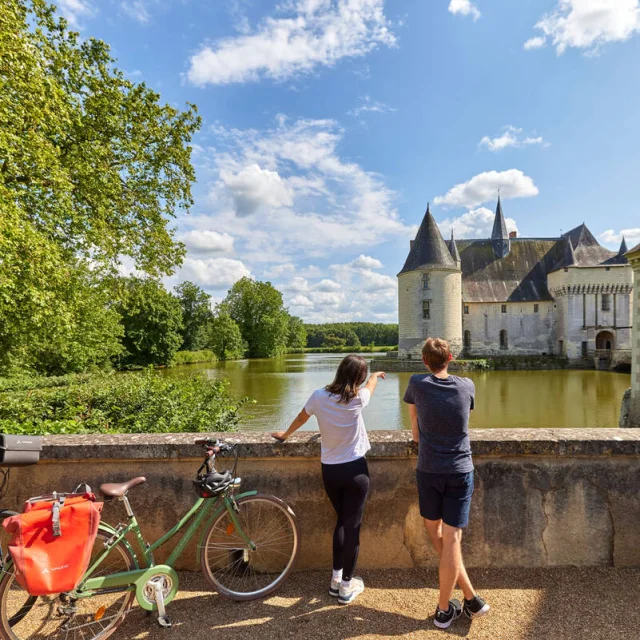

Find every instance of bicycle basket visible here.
[3,489,102,596]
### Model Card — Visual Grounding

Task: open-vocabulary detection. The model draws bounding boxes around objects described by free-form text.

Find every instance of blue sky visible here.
[60,0,640,322]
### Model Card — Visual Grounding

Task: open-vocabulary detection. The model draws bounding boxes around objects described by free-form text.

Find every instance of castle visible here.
[397,199,634,367]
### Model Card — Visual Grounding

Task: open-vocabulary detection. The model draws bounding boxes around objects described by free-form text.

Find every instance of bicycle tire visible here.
[201,493,300,601]
[0,530,136,640]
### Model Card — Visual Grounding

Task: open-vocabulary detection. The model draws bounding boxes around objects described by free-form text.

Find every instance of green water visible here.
[165,353,631,431]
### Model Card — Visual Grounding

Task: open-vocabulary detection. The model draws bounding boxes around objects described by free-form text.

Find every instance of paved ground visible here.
[120,567,640,640]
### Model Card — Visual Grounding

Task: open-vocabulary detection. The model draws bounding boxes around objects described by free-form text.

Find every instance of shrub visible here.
[0,371,248,435]
[171,350,217,365]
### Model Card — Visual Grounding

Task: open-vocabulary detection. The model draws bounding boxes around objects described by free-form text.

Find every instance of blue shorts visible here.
[416,470,474,529]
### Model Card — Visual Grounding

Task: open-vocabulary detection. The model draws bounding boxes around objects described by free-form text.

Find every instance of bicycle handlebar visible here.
[194,438,234,454]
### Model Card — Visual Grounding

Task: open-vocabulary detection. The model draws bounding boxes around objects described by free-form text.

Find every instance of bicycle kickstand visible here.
[153,580,172,629]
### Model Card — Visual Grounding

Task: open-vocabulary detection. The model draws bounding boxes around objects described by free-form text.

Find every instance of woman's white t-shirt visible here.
[304,387,371,465]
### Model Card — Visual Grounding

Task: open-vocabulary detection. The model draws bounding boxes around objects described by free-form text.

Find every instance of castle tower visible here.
[397,204,463,357]
[491,196,510,259]
[625,243,640,426]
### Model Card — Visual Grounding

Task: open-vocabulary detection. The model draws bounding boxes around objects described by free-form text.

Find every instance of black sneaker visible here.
[434,599,462,629]
[463,595,490,619]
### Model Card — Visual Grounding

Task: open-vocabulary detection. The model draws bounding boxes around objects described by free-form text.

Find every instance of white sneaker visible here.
[329,578,340,597]
[338,577,365,605]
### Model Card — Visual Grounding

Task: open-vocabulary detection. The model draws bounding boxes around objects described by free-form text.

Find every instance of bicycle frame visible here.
[77,489,258,601]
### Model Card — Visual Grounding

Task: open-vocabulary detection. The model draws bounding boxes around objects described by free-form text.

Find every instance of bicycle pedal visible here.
[157,615,172,629]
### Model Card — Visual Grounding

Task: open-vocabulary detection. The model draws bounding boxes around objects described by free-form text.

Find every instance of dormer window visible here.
[422,275,430,290]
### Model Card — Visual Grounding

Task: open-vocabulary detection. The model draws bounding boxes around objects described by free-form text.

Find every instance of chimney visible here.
[509,231,517,239]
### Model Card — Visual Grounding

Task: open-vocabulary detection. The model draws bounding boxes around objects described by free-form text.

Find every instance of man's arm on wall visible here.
[408,403,419,444]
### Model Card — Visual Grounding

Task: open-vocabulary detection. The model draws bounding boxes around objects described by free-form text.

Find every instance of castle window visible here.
[534,304,539,313]
[422,275,430,290]
[500,329,508,349]
[601,294,611,311]
[464,305,469,315]
[422,300,430,319]
[501,304,507,314]
[464,330,471,349]
[606,267,611,271]
[581,341,588,358]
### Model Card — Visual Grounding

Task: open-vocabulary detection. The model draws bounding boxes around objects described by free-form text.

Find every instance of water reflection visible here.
[163,354,630,431]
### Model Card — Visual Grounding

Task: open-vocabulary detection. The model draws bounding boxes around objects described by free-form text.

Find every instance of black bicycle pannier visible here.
[0,435,42,466]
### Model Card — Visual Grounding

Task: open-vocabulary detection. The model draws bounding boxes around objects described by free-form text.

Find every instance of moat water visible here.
[166,353,631,431]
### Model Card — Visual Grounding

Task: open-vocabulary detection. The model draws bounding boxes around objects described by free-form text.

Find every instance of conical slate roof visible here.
[562,237,578,267]
[449,229,461,263]
[491,196,509,240]
[562,223,615,265]
[399,204,458,274]
[619,236,628,255]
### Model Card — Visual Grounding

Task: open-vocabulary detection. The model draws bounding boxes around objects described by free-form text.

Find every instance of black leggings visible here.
[321,457,370,581]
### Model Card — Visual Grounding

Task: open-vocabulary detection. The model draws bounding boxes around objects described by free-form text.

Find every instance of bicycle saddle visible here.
[100,476,146,498]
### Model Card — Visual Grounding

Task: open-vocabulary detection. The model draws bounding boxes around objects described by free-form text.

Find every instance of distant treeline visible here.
[305,323,398,349]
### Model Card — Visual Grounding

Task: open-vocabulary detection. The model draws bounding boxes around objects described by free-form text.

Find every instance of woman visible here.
[272,354,385,605]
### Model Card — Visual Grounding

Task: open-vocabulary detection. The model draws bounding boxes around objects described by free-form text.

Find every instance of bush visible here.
[0,371,248,435]
[171,350,217,365]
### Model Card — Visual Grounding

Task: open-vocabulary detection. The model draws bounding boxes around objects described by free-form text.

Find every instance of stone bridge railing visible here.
[9,429,640,571]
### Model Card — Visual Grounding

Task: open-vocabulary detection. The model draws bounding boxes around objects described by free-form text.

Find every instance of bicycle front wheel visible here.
[201,494,300,601]
[0,530,135,640]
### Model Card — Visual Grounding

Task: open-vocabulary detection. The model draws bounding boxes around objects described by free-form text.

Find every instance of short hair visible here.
[422,338,451,371]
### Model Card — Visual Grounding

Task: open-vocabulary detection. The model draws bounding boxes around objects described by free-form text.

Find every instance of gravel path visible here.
[120,567,640,640]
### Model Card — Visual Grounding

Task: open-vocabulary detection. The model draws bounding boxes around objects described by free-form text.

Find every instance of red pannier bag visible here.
[2,491,103,596]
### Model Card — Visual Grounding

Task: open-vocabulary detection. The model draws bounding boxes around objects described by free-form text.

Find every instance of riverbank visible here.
[371,355,570,372]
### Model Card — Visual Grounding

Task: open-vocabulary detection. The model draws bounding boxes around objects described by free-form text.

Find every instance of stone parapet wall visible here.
[9,430,640,572]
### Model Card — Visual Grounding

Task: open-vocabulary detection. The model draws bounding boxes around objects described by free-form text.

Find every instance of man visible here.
[403,337,489,629]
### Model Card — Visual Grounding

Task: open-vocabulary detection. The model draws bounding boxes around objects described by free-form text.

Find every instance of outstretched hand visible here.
[371,371,386,380]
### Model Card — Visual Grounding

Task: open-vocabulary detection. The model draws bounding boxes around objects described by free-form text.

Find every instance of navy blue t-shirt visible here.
[403,373,474,474]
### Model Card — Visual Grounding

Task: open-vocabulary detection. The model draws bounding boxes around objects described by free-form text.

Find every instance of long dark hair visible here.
[325,354,368,404]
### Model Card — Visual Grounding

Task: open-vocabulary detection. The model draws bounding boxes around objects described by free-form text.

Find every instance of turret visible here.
[491,196,510,259]
[398,204,462,358]
[449,229,461,267]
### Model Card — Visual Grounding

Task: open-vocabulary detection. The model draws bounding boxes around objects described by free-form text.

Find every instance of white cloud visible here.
[599,228,640,248]
[187,0,396,86]
[190,117,408,262]
[221,164,294,216]
[179,258,251,288]
[283,276,310,292]
[524,36,547,50]
[438,207,519,239]
[350,254,383,269]
[361,270,396,292]
[348,96,397,118]
[315,278,341,291]
[526,0,640,55]
[121,0,150,23]
[448,0,481,21]
[263,263,296,279]
[289,294,314,307]
[57,0,94,26]
[479,126,549,152]
[434,169,539,209]
[181,230,234,255]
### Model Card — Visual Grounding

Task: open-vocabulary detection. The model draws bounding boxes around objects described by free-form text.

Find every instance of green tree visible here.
[174,281,213,351]
[116,278,183,367]
[202,312,245,360]
[344,329,361,348]
[324,334,347,348]
[223,278,290,358]
[0,205,123,375]
[287,316,307,350]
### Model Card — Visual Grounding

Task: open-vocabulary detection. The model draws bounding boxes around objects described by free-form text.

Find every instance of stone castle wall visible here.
[462,301,556,356]
[398,268,462,357]
[13,430,640,571]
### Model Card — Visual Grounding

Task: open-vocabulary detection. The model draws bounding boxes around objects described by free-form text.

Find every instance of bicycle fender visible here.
[196,490,258,565]
[98,523,139,569]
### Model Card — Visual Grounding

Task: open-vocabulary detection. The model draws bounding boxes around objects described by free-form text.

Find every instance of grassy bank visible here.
[287,346,398,354]
[171,350,217,365]
[0,370,247,435]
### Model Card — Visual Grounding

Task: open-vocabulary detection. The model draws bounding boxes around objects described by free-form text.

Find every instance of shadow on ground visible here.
[121,567,640,640]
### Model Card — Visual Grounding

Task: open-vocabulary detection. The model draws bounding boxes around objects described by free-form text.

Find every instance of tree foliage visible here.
[116,278,184,367]
[174,281,213,351]
[202,312,246,361]
[305,323,398,349]
[223,278,290,358]
[287,316,307,350]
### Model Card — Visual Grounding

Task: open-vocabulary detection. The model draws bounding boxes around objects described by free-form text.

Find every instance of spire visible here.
[449,228,461,263]
[618,236,628,256]
[491,195,509,240]
[491,196,510,258]
[399,204,458,274]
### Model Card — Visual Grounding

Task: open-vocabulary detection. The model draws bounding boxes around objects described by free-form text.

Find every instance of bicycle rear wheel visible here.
[0,530,135,640]
[201,494,300,601]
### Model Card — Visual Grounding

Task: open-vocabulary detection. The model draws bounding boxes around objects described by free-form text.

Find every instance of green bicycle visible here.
[0,438,300,639]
